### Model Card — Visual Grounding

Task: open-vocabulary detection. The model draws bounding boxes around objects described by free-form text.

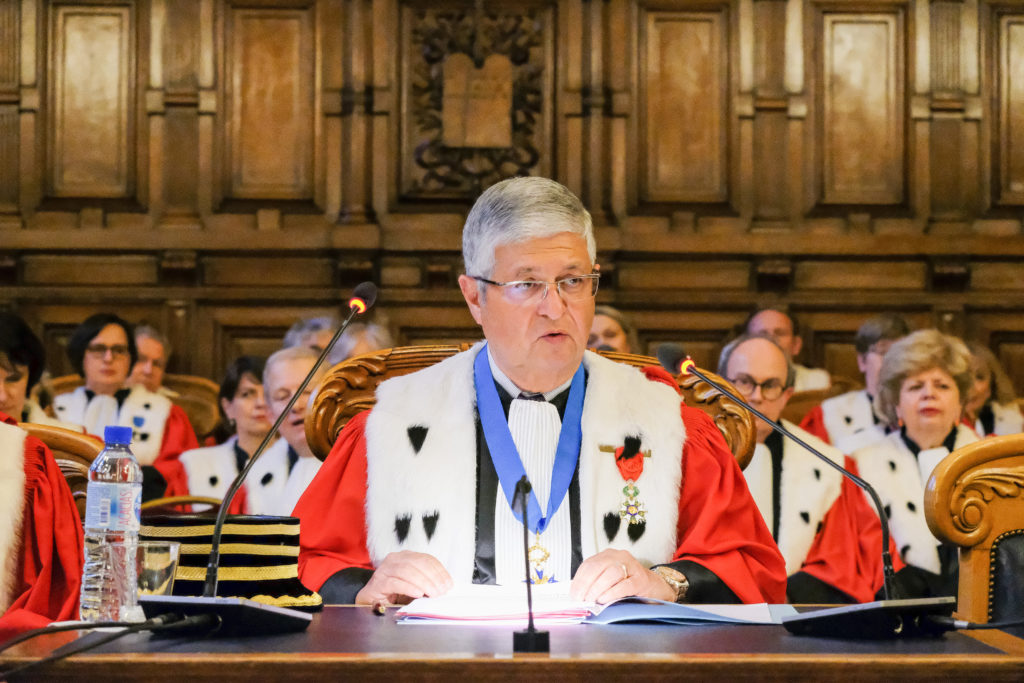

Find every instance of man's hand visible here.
[354,550,453,606]
[569,548,677,604]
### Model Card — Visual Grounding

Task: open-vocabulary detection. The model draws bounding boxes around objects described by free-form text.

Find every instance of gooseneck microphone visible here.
[657,343,955,639]
[140,282,378,636]
[513,475,550,653]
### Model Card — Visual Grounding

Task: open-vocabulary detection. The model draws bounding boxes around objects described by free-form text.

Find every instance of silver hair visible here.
[327,322,395,365]
[263,345,323,391]
[462,176,596,278]
[283,316,339,349]
[717,333,797,389]
[135,324,172,360]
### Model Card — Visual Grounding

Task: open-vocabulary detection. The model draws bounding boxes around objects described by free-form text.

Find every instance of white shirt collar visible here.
[486,346,575,402]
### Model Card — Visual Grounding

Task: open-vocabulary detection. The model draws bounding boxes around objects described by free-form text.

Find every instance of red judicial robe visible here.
[797,458,905,602]
[0,413,85,639]
[295,361,785,604]
[150,404,198,498]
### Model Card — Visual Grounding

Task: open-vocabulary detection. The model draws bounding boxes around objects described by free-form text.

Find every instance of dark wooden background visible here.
[0,0,1022,389]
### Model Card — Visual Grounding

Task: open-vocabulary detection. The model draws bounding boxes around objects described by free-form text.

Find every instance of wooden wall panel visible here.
[0,0,16,211]
[820,12,904,204]
[227,7,314,199]
[0,0,1022,398]
[49,5,133,197]
[997,13,1024,204]
[640,10,727,203]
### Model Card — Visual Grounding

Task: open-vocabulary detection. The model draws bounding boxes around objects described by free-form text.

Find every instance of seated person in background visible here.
[719,335,896,603]
[0,312,80,429]
[180,356,283,514]
[851,329,978,598]
[964,342,1023,437]
[588,305,639,353]
[327,320,395,366]
[0,412,84,638]
[129,323,174,397]
[800,313,909,453]
[284,314,395,367]
[283,316,337,355]
[745,308,830,391]
[295,176,784,607]
[52,314,198,500]
[261,346,327,516]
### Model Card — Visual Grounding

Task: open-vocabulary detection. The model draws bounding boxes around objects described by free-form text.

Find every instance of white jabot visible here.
[487,347,575,586]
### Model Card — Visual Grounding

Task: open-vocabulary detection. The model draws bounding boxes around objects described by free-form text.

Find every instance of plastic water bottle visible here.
[79,425,144,623]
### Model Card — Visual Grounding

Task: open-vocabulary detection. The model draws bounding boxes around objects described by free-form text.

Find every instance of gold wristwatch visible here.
[652,565,689,603]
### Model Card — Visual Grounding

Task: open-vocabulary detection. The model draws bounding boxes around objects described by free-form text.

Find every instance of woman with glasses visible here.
[588,305,640,354]
[850,329,978,598]
[52,313,198,500]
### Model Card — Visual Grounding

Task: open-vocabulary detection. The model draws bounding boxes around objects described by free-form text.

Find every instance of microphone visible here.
[512,475,550,653]
[657,343,955,639]
[140,282,379,636]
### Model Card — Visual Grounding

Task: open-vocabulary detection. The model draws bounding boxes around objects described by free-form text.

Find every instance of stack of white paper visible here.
[395,584,796,626]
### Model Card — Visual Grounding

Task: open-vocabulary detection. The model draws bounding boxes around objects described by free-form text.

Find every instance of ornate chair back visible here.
[19,422,103,520]
[925,433,1024,626]
[49,373,220,440]
[305,345,756,469]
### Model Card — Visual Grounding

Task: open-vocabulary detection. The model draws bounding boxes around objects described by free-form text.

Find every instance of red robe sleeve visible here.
[152,405,198,498]
[295,411,374,592]
[672,406,787,603]
[798,405,832,445]
[638,366,785,603]
[0,432,85,639]
[798,457,904,603]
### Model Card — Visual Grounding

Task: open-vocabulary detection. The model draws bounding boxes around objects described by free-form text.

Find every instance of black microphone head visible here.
[595,344,616,353]
[656,343,687,375]
[349,282,378,313]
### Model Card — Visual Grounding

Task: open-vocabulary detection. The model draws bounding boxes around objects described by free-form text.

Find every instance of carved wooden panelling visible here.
[49,5,132,197]
[997,14,1024,204]
[202,256,334,288]
[0,0,15,209]
[0,107,15,209]
[399,4,553,199]
[617,261,748,290]
[793,261,925,290]
[23,255,158,286]
[820,12,904,204]
[931,2,961,94]
[227,8,314,199]
[164,0,199,92]
[641,10,727,203]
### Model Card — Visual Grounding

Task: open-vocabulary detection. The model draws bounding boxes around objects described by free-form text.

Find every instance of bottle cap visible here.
[103,425,133,445]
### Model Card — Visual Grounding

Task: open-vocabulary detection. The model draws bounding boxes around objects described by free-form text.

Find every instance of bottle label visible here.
[84,482,141,531]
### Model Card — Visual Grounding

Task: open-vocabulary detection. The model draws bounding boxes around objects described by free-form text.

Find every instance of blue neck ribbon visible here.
[473,345,585,534]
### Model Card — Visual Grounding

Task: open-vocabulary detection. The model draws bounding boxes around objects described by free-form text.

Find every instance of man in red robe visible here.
[0,412,85,638]
[295,177,785,606]
[718,335,901,602]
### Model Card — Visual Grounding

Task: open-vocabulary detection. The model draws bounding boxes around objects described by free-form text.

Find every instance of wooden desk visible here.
[4,606,1024,681]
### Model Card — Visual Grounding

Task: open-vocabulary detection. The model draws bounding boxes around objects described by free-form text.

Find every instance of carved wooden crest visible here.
[442,53,513,148]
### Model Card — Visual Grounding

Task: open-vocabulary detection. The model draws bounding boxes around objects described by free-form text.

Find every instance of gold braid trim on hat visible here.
[247,593,323,608]
[176,564,298,582]
[176,543,300,557]
[141,523,299,537]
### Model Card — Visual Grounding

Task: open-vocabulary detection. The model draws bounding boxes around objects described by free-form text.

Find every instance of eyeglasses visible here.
[85,344,130,358]
[728,374,787,401]
[472,273,600,305]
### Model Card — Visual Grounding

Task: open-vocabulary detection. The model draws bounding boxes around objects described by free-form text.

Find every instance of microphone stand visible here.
[658,345,955,639]
[139,282,378,636]
[513,475,550,653]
